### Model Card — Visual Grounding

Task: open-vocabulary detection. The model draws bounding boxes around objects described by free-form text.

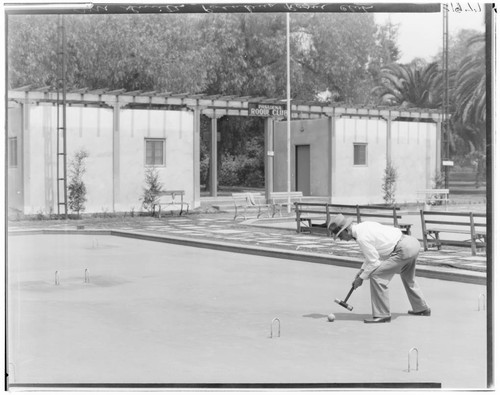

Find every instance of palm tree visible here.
[371,60,442,109]
[450,34,486,180]
[453,34,486,126]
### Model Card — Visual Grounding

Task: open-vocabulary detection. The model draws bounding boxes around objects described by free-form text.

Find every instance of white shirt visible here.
[351,222,402,280]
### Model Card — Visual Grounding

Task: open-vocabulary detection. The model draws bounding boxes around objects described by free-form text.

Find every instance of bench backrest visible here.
[232,192,264,199]
[232,192,266,206]
[159,190,185,196]
[418,189,449,194]
[270,192,303,198]
[420,210,487,232]
[157,190,185,202]
[295,203,401,226]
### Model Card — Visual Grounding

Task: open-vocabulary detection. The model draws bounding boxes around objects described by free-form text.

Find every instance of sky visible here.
[374,6,486,63]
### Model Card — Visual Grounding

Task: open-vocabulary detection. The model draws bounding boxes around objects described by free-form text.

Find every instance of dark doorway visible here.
[295,145,310,196]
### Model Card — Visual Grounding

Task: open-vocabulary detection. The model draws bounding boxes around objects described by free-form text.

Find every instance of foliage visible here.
[371,61,442,108]
[432,171,445,189]
[381,162,397,205]
[430,30,486,163]
[466,141,486,187]
[141,167,163,215]
[291,14,398,104]
[8,14,210,92]
[68,149,89,217]
[453,34,486,126]
[219,137,265,187]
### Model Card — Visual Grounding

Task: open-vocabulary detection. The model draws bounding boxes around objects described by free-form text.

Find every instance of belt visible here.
[392,235,405,253]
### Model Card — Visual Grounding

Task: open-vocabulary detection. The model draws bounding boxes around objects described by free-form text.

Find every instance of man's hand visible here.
[352,276,363,289]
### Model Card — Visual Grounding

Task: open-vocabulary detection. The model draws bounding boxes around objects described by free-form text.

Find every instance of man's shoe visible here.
[364,316,391,324]
[408,308,431,316]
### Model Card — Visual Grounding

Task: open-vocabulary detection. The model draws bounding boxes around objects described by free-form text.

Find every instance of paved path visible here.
[8,211,487,280]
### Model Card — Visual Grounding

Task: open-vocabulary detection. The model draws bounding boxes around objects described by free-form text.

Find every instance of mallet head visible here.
[335,298,354,311]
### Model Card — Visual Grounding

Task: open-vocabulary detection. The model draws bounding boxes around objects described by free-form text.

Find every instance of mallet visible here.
[335,286,355,311]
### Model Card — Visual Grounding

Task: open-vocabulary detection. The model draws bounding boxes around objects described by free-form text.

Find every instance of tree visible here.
[382,161,397,205]
[454,34,486,126]
[371,61,442,108]
[291,13,397,104]
[141,167,163,215]
[68,149,89,217]
[8,14,211,92]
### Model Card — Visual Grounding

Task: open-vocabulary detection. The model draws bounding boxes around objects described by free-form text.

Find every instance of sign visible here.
[442,160,454,166]
[248,102,287,117]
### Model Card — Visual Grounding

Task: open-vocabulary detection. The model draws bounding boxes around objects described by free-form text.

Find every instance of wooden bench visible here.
[417,189,450,206]
[270,191,303,217]
[420,210,487,256]
[295,203,412,236]
[155,190,189,217]
[295,202,348,235]
[232,192,270,220]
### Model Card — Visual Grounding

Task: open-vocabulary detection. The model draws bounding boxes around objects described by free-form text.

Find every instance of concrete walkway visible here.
[7,210,487,285]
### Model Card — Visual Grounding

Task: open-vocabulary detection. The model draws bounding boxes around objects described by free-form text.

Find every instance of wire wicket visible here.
[270,317,281,338]
[408,347,419,372]
[478,293,486,311]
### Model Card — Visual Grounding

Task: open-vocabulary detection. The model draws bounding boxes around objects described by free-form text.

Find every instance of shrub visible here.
[382,162,397,205]
[68,149,89,218]
[141,167,163,215]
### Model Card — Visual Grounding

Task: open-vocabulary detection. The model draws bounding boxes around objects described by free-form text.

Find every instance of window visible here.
[145,139,165,166]
[353,143,367,166]
[8,137,18,167]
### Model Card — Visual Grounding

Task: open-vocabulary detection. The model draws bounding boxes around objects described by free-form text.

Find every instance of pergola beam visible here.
[8,89,441,120]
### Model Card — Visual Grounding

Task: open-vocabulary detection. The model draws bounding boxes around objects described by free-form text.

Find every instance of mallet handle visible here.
[344,286,355,303]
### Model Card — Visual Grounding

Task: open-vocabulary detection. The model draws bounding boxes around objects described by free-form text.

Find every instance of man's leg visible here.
[369,259,399,318]
[400,237,429,312]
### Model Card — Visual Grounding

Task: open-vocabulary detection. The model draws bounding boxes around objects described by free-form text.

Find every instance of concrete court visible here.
[7,233,487,389]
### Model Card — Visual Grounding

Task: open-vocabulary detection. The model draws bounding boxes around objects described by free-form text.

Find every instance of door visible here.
[295,145,310,195]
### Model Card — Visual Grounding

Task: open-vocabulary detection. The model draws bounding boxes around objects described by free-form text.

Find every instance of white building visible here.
[7,89,442,215]
[273,111,440,204]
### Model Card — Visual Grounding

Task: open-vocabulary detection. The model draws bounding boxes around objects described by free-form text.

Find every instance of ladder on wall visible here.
[56,15,68,217]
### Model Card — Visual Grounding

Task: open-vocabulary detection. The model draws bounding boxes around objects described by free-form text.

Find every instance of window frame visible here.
[353,142,367,166]
[144,138,166,167]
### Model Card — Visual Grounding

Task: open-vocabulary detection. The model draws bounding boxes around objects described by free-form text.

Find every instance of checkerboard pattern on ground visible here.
[8,213,486,273]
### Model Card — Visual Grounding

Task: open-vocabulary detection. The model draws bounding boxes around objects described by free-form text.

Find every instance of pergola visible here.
[8,87,442,203]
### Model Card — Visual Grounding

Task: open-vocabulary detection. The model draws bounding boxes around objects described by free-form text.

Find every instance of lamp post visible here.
[442,5,451,188]
[286,13,291,213]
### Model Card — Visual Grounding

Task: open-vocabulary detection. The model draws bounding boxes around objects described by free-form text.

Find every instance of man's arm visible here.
[357,240,381,280]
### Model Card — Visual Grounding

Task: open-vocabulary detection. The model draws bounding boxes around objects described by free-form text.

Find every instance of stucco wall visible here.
[273,116,438,205]
[7,107,23,210]
[22,105,114,214]
[390,120,438,203]
[334,118,387,204]
[118,109,194,212]
[13,105,194,215]
[273,118,330,195]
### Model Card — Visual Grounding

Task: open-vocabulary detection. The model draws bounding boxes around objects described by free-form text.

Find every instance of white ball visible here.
[327,313,335,322]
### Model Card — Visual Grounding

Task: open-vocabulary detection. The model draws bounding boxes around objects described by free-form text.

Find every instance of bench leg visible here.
[299,218,312,233]
[471,237,477,256]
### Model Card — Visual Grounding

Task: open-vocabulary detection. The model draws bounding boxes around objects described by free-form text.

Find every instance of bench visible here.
[270,191,303,217]
[420,210,486,256]
[295,203,412,236]
[417,189,449,206]
[232,192,270,220]
[155,190,189,218]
